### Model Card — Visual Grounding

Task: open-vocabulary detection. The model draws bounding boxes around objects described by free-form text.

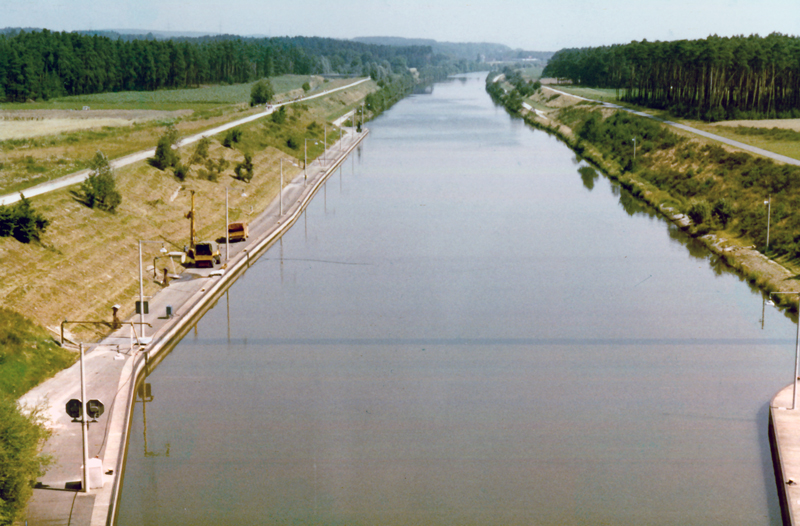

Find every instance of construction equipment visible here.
[194,241,220,268]
[185,190,196,257]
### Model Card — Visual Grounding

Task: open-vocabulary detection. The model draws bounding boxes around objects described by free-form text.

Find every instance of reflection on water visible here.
[117,73,792,526]
[578,165,599,191]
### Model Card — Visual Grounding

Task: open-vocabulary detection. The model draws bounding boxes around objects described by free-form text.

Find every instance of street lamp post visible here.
[225,187,229,262]
[279,159,299,216]
[280,159,285,215]
[771,291,800,410]
[138,240,167,342]
[765,196,772,252]
[304,138,319,184]
[632,137,637,160]
[79,342,89,492]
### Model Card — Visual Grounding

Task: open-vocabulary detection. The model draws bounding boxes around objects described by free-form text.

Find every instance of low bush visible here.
[687,200,712,224]
[271,106,287,125]
[233,153,254,182]
[0,396,51,526]
[199,157,227,182]
[222,129,243,148]
[173,163,190,182]
[713,198,734,226]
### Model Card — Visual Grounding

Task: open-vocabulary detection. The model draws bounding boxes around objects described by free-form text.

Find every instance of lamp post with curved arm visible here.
[138,240,167,342]
[765,196,772,252]
[305,138,320,184]
[280,158,299,216]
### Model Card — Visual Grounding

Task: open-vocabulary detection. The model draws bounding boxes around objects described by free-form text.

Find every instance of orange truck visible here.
[228,222,249,242]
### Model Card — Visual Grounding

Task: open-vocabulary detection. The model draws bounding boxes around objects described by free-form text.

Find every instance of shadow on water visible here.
[759,402,782,525]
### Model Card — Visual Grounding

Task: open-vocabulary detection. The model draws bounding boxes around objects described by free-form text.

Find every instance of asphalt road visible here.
[0,78,370,206]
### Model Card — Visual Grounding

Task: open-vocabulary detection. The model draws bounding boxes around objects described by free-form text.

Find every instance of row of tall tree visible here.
[0,29,465,102]
[542,33,800,120]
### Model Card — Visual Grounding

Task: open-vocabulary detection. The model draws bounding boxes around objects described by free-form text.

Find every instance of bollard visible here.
[111,304,122,330]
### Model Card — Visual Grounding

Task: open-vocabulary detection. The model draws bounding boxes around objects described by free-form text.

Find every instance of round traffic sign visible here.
[87,399,104,419]
[66,399,82,419]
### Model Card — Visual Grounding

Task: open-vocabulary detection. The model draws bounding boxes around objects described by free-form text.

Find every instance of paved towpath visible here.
[0,78,369,207]
[19,125,369,526]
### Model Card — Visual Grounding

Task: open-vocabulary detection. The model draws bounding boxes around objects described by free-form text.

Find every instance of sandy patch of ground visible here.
[710,118,800,131]
[0,118,138,140]
[537,87,586,109]
[0,109,192,140]
[539,78,565,85]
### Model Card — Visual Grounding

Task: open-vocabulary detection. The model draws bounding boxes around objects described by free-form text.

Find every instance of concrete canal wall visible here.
[770,383,800,526]
[99,129,369,525]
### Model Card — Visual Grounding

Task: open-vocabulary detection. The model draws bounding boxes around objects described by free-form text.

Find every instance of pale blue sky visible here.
[2,0,798,51]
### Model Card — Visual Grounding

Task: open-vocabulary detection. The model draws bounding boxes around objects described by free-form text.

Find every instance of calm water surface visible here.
[117,73,794,525]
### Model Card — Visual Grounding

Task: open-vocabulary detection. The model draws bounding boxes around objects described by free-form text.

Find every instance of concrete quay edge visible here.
[100,128,369,526]
[16,128,368,526]
[770,382,800,526]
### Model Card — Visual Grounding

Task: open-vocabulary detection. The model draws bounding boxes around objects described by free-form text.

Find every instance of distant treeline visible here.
[542,33,800,121]
[353,36,553,63]
[0,29,476,102]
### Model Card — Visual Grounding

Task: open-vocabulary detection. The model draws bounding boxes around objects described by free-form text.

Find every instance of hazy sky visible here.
[3,0,799,51]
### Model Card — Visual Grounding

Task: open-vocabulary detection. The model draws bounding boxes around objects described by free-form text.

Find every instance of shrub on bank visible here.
[0,396,51,526]
[546,104,800,260]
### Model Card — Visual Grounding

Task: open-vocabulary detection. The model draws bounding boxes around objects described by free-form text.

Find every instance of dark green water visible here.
[117,73,793,525]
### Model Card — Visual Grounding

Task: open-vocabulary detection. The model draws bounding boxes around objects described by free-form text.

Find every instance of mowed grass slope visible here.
[0,75,342,194]
[0,307,76,398]
[0,78,377,344]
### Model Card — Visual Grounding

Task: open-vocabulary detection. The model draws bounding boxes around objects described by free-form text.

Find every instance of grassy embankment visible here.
[0,76,379,361]
[0,75,340,195]
[0,306,75,526]
[489,75,800,311]
[544,83,800,161]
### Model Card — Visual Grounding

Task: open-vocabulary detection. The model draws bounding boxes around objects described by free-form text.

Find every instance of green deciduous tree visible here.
[190,136,211,165]
[250,78,274,106]
[78,151,122,212]
[149,126,180,170]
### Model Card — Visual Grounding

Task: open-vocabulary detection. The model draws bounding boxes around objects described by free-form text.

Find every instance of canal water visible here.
[117,73,794,525]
